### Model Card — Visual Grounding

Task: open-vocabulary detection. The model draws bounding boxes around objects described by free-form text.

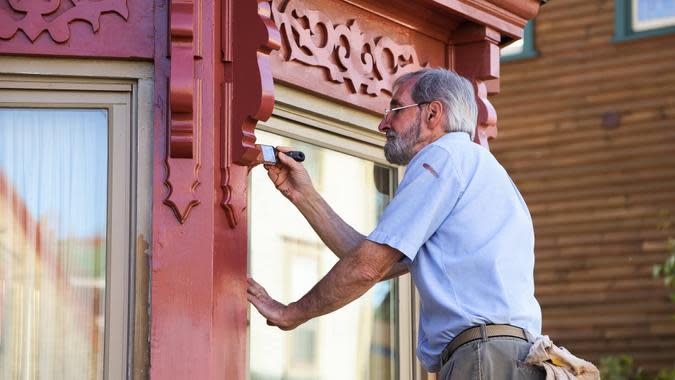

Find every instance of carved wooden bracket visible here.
[220,0,280,228]
[453,23,501,149]
[169,1,197,160]
[271,0,426,97]
[0,0,128,43]
[163,0,202,224]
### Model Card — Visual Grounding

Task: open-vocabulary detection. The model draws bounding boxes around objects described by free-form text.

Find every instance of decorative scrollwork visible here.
[220,0,280,228]
[271,0,426,96]
[163,0,202,224]
[0,0,128,43]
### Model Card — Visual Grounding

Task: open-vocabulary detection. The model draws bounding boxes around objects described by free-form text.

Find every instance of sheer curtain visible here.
[0,108,108,379]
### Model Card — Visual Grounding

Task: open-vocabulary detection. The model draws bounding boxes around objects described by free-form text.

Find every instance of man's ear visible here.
[426,101,443,128]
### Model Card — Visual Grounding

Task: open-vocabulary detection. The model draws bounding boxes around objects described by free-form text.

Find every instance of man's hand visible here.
[265,146,314,204]
[247,277,304,330]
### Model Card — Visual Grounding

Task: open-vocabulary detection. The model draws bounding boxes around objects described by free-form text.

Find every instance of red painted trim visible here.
[269,0,445,114]
[0,0,153,59]
[222,0,280,228]
[151,0,278,378]
[230,0,280,166]
[163,0,202,224]
[453,23,501,149]
[428,0,539,37]
[151,0,214,377]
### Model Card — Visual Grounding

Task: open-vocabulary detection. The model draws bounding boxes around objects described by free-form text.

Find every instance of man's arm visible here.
[266,150,409,279]
[295,188,409,279]
[266,150,362,258]
[247,240,403,330]
[296,188,364,259]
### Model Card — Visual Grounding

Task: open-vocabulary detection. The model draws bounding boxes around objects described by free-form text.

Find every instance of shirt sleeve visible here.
[367,145,465,262]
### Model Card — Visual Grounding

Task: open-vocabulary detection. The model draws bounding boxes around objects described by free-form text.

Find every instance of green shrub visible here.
[599,355,675,380]
[600,355,646,380]
[653,238,675,304]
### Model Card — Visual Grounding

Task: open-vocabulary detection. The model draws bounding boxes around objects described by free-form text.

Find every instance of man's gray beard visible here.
[384,114,421,165]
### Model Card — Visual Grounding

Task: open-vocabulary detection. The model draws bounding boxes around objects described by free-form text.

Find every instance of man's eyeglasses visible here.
[383,102,429,120]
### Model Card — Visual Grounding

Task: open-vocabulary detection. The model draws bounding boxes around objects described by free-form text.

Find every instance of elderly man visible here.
[247,68,543,379]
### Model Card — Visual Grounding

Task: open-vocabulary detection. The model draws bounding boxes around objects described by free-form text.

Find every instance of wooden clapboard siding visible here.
[491,0,675,373]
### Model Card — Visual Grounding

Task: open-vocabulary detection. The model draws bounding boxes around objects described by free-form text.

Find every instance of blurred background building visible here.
[493,0,675,375]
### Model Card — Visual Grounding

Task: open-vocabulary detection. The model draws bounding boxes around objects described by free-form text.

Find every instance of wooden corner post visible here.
[453,24,501,150]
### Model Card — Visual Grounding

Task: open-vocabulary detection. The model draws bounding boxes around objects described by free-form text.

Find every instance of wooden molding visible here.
[453,23,501,149]
[220,81,239,228]
[0,0,129,43]
[271,0,427,97]
[169,0,196,159]
[220,0,280,228]
[164,0,202,224]
[472,80,498,148]
[428,0,540,38]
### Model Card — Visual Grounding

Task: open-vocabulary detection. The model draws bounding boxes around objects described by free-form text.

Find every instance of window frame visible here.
[0,56,153,379]
[501,20,538,63]
[250,83,418,379]
[614,0,675,42]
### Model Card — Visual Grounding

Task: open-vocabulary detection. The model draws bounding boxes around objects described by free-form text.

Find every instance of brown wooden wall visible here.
[491,0,675,373]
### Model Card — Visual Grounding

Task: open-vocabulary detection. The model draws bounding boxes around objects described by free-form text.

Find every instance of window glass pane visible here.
[633,0,675,31]
[0,108,108,379]
[500,38,524,57]
[249,130,399,380]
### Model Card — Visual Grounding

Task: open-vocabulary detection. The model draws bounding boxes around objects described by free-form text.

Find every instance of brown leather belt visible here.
[440,324,529,366]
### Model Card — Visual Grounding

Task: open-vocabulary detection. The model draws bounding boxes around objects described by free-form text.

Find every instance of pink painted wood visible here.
[151,0,280,379]
[163,0,202,224]
[0,0,153,58]
[222,0,280,228]
[453,23,502,149]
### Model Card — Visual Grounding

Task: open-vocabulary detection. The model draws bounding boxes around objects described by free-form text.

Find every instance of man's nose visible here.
[378,118,389,132]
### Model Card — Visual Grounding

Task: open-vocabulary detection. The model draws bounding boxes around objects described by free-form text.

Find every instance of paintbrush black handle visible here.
[283,151,305,162]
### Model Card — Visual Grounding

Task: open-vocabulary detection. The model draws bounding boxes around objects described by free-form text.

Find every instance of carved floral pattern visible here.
[0,0,128,43]
[271,0,426,96]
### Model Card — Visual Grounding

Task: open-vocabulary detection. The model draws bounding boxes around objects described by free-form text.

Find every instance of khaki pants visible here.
[438,337,546,380]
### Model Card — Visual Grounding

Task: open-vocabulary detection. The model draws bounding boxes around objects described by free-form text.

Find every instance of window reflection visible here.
[0,109,108,379]
[249,130,398,380]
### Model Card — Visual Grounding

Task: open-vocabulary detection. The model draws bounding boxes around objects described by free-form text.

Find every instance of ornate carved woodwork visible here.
[0,0,129,42]
[271,0,427,97]
[220,0,280,228]
[163,0,202,224]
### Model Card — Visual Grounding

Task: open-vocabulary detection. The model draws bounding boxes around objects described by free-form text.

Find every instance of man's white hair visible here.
[393,68,478,139]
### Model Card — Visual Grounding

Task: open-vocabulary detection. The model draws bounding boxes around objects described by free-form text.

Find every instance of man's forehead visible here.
[391,78,415,104]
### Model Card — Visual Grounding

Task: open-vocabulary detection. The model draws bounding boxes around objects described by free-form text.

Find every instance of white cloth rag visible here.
[524,335,600,380]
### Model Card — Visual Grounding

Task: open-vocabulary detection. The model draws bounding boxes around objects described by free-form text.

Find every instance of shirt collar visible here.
[435,131,471,144]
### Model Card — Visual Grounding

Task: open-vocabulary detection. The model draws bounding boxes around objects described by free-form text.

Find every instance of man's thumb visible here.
[276,150,297,166]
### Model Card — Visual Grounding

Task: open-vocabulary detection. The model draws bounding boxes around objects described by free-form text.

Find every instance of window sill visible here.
[613,26,675,43]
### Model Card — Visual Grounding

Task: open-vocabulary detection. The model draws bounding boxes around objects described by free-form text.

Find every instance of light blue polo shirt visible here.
[367,132,542,372]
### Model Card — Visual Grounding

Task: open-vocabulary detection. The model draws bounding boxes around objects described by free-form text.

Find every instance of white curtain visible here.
[0,108,108,380]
